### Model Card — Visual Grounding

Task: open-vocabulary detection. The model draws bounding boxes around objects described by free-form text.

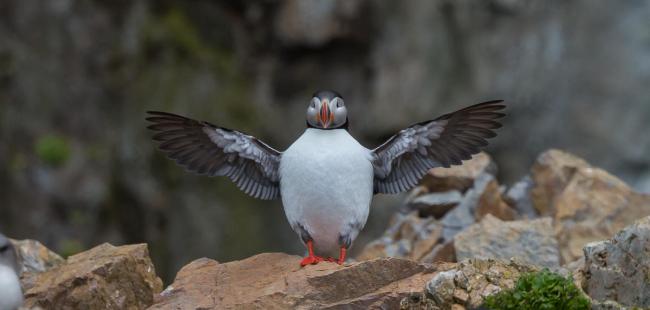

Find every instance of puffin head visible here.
[0,233,19,273]
[306,90,348,130]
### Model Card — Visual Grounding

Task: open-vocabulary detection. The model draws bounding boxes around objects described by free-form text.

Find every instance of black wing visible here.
[146,111,281,200]
[371,100,505,194]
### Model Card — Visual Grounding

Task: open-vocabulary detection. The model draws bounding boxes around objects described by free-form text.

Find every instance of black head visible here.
[0,233,19,273]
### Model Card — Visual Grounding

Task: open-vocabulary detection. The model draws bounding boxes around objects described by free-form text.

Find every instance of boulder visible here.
[441,173,516,242]
[530,149,650,263]
[356,211,441,262]
[401,259,539,310]
[23,243,163,310]
[421,152,496,193]
[150,253,436,309]
[530,149,591,216]
[453,215,560,268]
[10,239,64,274]
[10,238,65,292]
[504,175,538,219]
[582,216,650,308]
[408,190,463,218]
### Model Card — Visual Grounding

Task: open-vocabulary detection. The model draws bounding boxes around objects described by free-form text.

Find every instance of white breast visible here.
[280,129,374,256]
[0,265,23,310]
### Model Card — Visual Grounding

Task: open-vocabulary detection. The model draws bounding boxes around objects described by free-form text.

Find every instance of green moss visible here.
[484,269,590,310]
[35,134,71,167]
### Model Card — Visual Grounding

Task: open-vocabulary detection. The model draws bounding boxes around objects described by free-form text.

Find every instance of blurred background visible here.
[1,0,649,282]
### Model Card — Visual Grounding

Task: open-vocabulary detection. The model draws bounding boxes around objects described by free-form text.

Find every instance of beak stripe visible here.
[320,101,330,128]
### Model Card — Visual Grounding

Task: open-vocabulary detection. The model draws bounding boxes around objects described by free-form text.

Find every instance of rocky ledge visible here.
[9,149,650,309]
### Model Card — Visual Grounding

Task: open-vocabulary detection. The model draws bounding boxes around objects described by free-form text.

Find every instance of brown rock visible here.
[421,240,456,263]
[454,215,560,268]
[422,152,496,193]
[356,211,440,261]
[530,149,591,216]
[10,238,65,292]
[151,253,436,309]
[530,149,650,263]
[410,226,443,261]
[474,174,516,221]
[24,243,163,310]
[10,239,64,274]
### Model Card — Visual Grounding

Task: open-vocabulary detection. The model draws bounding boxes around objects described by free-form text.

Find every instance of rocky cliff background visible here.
[1,0,649,282]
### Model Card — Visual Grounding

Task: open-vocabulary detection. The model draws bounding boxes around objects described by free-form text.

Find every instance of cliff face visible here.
[2,0,650,282]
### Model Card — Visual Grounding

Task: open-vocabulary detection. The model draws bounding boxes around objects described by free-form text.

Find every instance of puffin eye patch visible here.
[0,244,8,252]
[335,98,344,108]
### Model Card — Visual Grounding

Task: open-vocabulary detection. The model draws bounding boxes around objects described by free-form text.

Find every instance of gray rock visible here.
[409,190,463,218]
[504,175,538,219]
[583,216,650,308]
[454,215,560,268]
[425,270,457,306]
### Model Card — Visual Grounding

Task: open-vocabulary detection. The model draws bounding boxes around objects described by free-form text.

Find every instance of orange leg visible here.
[300,240,325,266]
[337,247,347,265]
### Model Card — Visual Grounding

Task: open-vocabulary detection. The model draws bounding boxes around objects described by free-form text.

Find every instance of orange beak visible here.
[319,100,333,128]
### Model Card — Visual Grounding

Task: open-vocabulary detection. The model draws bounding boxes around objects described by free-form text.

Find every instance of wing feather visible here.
[372,100,505,194]
[146,111,282,200]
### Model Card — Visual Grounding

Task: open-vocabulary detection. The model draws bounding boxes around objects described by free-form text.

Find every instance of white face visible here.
[306,96,347,129]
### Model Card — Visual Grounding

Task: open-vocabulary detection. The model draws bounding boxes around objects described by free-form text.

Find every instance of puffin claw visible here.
[300,255,325,266]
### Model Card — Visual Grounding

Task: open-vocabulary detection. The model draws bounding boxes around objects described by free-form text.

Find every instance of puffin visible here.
[0,234,23,310]
[146,90,505,266]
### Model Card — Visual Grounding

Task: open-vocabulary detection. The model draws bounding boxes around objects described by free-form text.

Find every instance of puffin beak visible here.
[320,100,331,128]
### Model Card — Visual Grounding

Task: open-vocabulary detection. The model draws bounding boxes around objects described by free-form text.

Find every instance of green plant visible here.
[35,134,71,167]
[484,269,590,310]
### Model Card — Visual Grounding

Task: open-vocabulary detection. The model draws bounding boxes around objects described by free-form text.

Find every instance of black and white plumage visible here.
[147,91,505,263]
[146,112,281,200]
[0,234,23,310]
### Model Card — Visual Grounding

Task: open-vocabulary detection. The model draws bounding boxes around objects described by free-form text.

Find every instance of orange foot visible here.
[300,255,325,266]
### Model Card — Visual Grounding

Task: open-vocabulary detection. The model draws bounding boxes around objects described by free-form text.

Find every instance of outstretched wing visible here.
[146,111,282,200]
[371,100,505,194]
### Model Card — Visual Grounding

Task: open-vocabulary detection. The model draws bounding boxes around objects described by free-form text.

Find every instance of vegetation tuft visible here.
[484,269,590,310]
[35,134,71,167]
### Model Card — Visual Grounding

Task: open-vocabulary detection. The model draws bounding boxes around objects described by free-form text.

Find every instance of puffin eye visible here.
[0,245,8,252]
[335,98,344,108]
[310,98,318,108]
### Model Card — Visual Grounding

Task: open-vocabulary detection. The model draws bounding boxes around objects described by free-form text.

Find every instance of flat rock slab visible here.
[454,214,560,268]
[150,253,437,309]
[24,243,163,310]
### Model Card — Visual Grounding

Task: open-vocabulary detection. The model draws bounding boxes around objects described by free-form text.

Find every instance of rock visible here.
[408,190,463,218]
[421,240,456,263]
[453,215,560,268]
[23,243,162,310]
[356,211,441,262]
[530,149,650,263]
[416,258,539,309]
[582,216,650,308]
[9,239,64,275]
[151,252,436,309]
[10,238,65,292]
[530,149,592,216]
[473,174,516,222]
[441,173,516,242]
[421,152,496,193]
[504,175,538,219]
